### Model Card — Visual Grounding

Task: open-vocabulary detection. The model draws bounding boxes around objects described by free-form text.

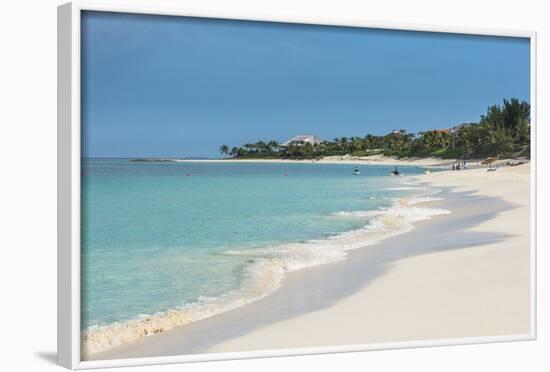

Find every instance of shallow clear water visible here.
[81,159,427,330]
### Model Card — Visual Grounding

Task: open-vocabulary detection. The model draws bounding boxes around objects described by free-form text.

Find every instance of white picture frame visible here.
[57,1,537,369]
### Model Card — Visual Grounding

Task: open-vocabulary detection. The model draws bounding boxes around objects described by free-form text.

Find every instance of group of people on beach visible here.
[452,160,467,171]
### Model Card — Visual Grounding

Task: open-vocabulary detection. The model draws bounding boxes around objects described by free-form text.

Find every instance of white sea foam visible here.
[387,186,427,191]
[333,210,381,218]
[82,193,450,356]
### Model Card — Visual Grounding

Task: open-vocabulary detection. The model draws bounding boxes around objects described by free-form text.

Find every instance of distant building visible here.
[389,129,406,136]
[451,123,475,132]
[280,134,323,147]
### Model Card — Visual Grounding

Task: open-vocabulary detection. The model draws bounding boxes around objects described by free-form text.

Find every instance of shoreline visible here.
[90,164,530,360]
[82,172,447,358]
[171,155,454,167]
[128,155,526,169]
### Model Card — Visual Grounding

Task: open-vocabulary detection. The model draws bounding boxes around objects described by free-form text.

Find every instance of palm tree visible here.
[243,143,255,154]
[339,137,350,153]
[219,145,230,156]
[236,148,246,157]
[502,98,530,131]
[255,141,268,153]
[267,140,280,153]
[364,134,374,150]
[302,142,314,158]
[515,118,530,145]
[488,125,515,157]
[350,136,362,152]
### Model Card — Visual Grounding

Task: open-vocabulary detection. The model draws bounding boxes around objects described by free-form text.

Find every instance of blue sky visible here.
[81,11,530,158]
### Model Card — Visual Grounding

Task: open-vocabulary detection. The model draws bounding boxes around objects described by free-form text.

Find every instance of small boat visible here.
[424,168,431,175]
[353,166,360,176]
[390,167,400,176]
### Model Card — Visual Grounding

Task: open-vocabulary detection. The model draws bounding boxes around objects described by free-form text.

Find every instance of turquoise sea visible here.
[81,159,443,352]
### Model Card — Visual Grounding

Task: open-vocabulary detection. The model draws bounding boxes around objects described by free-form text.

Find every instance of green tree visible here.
[502,98,530,131]
[488,125,515,157]
[219,144,230,156]
[267,140,280,153]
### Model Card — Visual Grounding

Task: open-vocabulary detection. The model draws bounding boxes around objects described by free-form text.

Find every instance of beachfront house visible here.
[388,129,407,137]
[450,123,475,133]
[280,134,323,147]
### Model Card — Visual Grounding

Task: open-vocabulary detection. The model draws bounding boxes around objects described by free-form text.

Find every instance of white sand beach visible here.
[93,163,531,360]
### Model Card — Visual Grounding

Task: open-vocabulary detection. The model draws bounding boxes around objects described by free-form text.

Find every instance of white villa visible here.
[280,134,323,147]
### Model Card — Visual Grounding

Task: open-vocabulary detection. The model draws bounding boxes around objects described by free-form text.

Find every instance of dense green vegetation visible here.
[219,98,530,160]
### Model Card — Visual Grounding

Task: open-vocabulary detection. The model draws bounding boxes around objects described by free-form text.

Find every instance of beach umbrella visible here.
[481,157,497,165]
